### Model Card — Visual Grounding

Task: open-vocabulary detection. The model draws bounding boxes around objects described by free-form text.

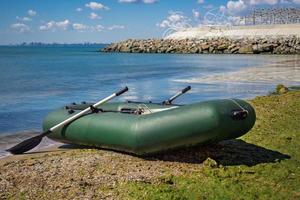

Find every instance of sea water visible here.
[0,45,299,156]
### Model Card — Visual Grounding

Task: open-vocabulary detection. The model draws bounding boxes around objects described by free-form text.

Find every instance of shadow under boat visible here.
[143,139,291,167]
[55,139,290,167]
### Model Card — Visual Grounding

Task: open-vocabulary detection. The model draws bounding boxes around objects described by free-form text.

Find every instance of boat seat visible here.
[120,106,178,115]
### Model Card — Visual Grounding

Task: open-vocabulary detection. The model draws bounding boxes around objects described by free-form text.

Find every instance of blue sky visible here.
[0,0,299,44]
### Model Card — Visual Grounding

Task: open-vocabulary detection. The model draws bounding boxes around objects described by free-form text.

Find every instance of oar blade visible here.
[6,134,44,155]
[6,87,129,155]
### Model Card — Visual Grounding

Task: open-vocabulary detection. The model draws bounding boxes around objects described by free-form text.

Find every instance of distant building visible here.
[243,8,300,26]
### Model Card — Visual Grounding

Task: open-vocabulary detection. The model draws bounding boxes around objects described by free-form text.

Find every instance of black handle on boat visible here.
[116,86,128,96]
[182,86,191,94]
[231,110,248,120]
[162,86,192,105]
[6,87,129,155]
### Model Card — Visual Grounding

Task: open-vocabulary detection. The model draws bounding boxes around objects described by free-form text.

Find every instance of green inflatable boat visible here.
[43,98,255,155]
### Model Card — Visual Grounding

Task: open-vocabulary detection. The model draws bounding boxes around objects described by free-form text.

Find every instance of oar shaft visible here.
[164,86,191,105]
[49,94,114,132]
[50,87,128,132]
[168,91,183,103]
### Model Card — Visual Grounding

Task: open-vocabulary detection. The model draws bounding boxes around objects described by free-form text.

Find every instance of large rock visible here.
[257,43,273,52]
[217,44,229,51]
[200,44,210,51]
[276,84,289,94]
[190,47,199,53]
[238,45,253,54]
[230,46,240,53]
[209,46,215,53]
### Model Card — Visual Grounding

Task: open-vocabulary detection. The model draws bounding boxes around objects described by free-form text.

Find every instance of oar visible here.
[6,87,129,155]
[162,86,191,105]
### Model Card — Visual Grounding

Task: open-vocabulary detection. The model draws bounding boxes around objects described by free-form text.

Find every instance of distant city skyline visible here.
[0,0,299,44]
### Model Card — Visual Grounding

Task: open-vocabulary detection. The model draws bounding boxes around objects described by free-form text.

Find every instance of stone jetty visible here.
[101,37,300,54]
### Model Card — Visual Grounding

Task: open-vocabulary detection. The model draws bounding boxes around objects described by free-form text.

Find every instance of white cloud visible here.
[22,17,32,21]
[143,0,158,3]
[76,8,82,12]
[91,24,105,32]
[119,0,137,2]
[72,23,107,32]
[89,12,101,19]
[218,0,289,17]
[227,15,245,25]
[249,0,279,5]
[192,9,200,19]
[16,16,32,21]
[39,19,106,33]
[227,0,247,13]
[197,0,205,4]
[108,25,125,30]
[118,0,158,3]
[72,23,88,31]
[39,22,55,31]
[157,11,191,29]
[28,10,37,17]
[157,20,170,28]
[56,20,71,30]
[16,10,36,22]
[219,0,285,15]
[219,5,226,13]
[85,2,109,10]
[10,23,30,33]
[292,0,300,4]
[40,20,71,31]
[168,13,185,22]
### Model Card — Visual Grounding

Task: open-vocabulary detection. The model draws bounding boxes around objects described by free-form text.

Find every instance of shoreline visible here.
[1,56,299,159]
[0,131,62,159]
[1,56,299,161]
[1,88,299,199]
[0,143,63,164]
[175,56,300,84]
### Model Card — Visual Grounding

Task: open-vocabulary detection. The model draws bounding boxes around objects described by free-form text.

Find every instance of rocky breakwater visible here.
[101,37,300,54]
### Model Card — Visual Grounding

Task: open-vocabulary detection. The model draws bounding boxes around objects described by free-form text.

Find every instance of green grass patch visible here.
[118,90,300,200]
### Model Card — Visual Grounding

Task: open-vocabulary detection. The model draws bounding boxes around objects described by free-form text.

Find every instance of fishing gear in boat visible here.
[6,87,129,154]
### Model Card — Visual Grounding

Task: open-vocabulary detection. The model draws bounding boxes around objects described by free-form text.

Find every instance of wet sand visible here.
[0,133,62,159]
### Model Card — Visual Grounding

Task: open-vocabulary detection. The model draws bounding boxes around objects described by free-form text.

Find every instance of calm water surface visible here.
[0,45,299,136]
